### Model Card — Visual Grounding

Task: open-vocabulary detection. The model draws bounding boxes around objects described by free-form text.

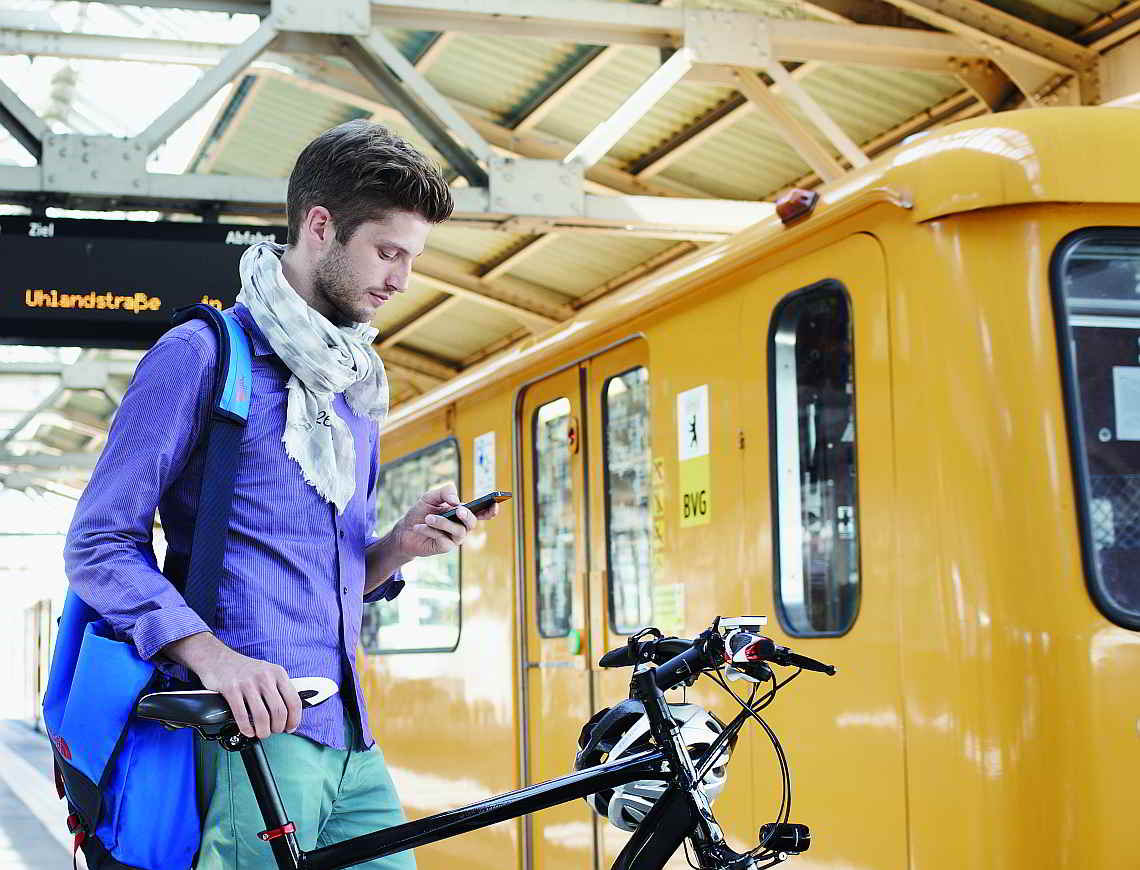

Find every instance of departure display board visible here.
[0,216,287,347]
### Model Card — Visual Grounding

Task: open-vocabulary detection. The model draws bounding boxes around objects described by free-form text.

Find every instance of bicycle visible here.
[137,616,836,870]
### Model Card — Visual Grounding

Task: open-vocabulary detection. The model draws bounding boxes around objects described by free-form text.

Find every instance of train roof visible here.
[383,107,1140,433]
[862,107,1140,221]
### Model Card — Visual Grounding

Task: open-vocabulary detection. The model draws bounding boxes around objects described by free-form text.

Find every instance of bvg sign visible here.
[677,384,711,528]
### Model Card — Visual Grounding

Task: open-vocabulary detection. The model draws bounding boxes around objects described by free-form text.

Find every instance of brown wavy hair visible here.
[286,120,453,245]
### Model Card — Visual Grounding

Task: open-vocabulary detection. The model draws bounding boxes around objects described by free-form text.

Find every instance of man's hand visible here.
[389,481,500,560]
[162,632,302,739]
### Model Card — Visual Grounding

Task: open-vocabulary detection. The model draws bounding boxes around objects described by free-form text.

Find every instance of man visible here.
[64,120,496,868]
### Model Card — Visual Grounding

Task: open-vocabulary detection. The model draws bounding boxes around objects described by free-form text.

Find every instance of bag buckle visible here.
[66,813,84,835]
[258,822,296,842]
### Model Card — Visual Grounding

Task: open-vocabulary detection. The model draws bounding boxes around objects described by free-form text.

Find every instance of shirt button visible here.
[342,586,348,595]
[338,529,345,539]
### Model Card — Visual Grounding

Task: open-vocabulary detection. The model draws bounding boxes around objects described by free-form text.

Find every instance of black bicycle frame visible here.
[234,741,665,870]
[230,658,747,870]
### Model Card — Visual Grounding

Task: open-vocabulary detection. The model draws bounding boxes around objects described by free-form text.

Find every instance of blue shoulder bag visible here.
[42,304,253,870]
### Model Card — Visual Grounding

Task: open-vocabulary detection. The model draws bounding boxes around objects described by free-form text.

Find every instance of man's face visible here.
[311,209,431,325]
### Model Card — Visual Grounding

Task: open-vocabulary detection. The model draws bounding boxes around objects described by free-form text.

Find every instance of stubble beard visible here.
[312,241,370,325]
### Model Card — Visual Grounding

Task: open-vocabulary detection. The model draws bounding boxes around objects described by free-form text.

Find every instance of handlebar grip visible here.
[777,648,837,675]
[599,637,693,669]
[599,646,636,668]
[653,643,706,690]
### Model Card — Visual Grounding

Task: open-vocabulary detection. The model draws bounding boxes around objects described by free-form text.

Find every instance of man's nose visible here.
[389,262,412,292]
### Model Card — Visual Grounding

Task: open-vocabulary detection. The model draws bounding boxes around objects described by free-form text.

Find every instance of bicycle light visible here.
[759,823,811,854]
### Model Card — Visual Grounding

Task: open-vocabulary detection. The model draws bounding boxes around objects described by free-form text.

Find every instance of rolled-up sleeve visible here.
[64,329,214,661]
[363,570,404,603]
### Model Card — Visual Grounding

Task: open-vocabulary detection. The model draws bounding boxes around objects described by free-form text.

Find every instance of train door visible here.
[519,339,653,870]
[739,233,907,870]
[519,364,596,870]
[583,340,656,870]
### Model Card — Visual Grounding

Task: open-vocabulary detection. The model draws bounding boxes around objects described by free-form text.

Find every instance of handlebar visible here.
[598,618,837,691]
[734,636,838,676]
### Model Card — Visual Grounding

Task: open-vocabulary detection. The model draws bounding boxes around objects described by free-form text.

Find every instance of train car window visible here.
[362,438,461,653]
[603,366,652,634]
[1053,230,1140,629]
[770,283,860,636]
[535,397,575,636]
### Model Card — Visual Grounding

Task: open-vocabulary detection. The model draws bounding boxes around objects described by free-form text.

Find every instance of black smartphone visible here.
[437,491,512,522]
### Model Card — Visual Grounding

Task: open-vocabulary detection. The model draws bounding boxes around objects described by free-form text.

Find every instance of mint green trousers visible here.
[193,718,415,870]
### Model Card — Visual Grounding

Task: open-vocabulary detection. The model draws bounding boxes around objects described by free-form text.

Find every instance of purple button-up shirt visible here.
[64,304,401,750]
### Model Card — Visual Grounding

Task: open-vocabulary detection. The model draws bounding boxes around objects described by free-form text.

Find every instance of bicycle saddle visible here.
[135,677,337,737]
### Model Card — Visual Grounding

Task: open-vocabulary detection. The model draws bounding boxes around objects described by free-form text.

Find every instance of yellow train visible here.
[359,107,1140,870]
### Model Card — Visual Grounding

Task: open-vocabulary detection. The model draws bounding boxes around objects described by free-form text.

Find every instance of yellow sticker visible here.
[652,582,685,637]
[652,457,666,582]
[679,454,711,526]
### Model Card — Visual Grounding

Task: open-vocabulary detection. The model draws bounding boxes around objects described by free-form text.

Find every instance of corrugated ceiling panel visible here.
[799,66,961,144]
[378,28,429,59]
[657,109,812,199]
[370,284,447,334]
[426,225,527,266]
[208,77,458,180]
[535,47,659,159]
[675,0,830,16]
[982,0,1118,32]
[611,78,738,169]
[208,77,361,177]
[659,66,960,199]
[387,381,420,405]
[402,299,521,360]
[425,34,580,119]
[508,235,674,298]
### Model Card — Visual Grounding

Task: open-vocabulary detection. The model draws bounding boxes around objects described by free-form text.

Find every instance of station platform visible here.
[0,720,83,869]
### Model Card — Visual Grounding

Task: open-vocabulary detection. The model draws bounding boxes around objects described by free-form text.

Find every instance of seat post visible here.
[232,738,303,870]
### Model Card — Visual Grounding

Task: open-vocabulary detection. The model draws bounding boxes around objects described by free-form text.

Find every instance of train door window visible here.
[1053,230,1140,629]
[770,282,860,636]
[603,366,652,634]
[362,438,460,653]
[535,397,574,636]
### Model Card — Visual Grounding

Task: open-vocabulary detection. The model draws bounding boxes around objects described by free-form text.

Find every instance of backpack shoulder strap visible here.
[170,304,252,630]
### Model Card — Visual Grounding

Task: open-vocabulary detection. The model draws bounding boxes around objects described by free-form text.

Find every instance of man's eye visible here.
[379,249,397,260]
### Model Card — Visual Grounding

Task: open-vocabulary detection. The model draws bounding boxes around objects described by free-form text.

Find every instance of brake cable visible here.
[706,664,799,859]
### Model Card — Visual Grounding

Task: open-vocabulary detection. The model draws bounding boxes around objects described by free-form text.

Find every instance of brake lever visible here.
[626,626,663,665]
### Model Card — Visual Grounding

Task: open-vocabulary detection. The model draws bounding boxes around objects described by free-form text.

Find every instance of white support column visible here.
[730,67,844,182]
[138,16,277,152]
[0,77,49,161]
[763,59,868,169]
[0,386,63,451]
[358,30,492,162]
[563,47,694,169]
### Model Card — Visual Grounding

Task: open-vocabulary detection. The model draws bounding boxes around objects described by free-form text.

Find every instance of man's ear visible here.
[303,206,334,246]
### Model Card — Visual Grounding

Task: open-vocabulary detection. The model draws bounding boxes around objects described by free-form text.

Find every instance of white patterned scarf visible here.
[236,241,388,514]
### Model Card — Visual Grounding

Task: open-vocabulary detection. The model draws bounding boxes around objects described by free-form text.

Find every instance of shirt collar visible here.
[232,303,275,358]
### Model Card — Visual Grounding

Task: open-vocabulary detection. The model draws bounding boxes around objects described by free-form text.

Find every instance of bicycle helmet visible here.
[574,699,735,832]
